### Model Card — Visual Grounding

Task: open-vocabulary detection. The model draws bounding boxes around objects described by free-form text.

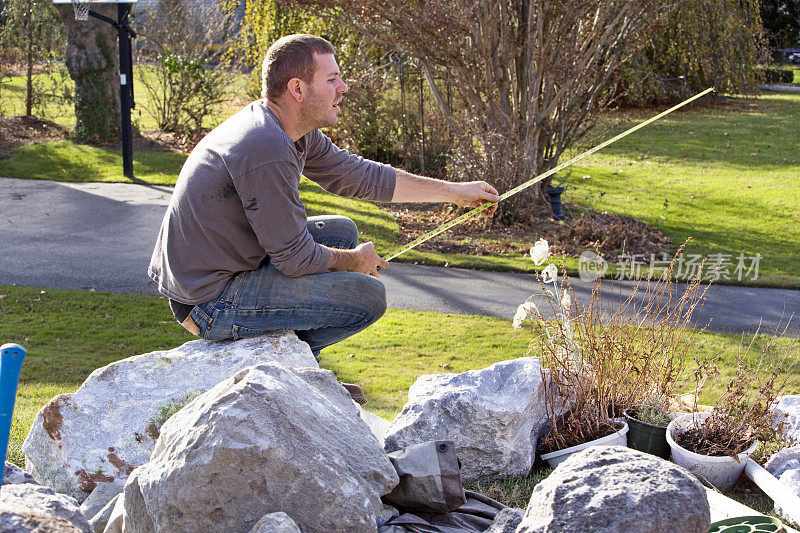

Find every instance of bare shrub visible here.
[676,321,797,457]
[517,240,710,452]
[292,0,677,223]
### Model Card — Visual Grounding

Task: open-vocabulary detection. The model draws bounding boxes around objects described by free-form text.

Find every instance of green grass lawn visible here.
[3,71,800,286]
[2,285,797,514]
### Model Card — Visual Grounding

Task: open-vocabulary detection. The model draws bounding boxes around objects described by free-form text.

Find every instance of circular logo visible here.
[578,251,608,282]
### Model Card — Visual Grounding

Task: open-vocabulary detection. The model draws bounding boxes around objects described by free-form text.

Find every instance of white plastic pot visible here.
[666,412,757,491]
[540,420,629,468]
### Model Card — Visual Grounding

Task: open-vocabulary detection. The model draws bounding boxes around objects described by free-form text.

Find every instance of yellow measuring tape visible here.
[383,87,715,262]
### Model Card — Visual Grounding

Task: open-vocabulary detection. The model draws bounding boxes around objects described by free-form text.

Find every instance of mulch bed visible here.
[0,115,187,159]
[386,201,672,261]
[0,115,69,158]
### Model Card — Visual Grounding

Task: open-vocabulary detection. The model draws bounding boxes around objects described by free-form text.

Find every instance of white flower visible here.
[560,292,571,311]
[529,239,550,265]
[542,264,558,283]
[512,301,537,329]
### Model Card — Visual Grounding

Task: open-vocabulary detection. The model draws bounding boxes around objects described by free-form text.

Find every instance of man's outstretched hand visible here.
[328,241,388,278]
[450,181,500,217]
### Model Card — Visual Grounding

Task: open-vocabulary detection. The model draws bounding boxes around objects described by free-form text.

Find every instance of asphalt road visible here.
[2,177,798,336]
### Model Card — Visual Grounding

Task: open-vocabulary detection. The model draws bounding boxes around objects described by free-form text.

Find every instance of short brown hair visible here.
[261,34,335,99]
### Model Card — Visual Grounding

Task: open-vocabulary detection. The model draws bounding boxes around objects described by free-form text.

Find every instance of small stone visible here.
[3,461,38,485]
[248,512,301,533]
[486,507,524,532]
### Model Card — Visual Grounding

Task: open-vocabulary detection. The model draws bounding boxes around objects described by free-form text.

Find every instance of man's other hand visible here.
[451,181,500,217]
[328,241,389,278]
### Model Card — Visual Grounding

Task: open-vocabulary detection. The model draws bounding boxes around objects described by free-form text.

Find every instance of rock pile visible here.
[7,334,738,532]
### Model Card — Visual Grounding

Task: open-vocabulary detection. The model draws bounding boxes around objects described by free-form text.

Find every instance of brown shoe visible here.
[340,382,367,405]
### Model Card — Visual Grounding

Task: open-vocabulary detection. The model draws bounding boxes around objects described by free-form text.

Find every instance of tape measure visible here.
[382,87,715,262]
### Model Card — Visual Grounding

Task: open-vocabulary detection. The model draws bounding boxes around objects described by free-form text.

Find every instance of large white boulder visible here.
[22,333,317,502]
[518,446,710,533]
[122,363,398,533]
[383,357,547,481]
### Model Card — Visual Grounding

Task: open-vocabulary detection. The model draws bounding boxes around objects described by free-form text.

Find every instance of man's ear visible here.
[286,77,305,103]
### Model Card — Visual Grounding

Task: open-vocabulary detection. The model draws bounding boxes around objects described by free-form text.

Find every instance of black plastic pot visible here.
[624,408,671,459]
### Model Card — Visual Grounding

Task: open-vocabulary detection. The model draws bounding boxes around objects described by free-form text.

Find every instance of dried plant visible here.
[675,320,797,458]
[515,239,710,452]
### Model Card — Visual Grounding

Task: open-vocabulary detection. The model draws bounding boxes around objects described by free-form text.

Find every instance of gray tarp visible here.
[379,441,510,533]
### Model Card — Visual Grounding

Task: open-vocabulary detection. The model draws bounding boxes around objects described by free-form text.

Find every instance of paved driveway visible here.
[2,177,798,336]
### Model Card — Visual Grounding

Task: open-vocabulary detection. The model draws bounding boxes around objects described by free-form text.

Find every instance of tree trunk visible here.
[53,4,120,143]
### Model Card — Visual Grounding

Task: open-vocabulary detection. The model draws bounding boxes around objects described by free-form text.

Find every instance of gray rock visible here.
[101,492,126,533]
[775,469,800,527]
[22,332,317,502]
[518,446,710,533]
[359,408,391,446]
[80,481,124,525]
[765,445,800,478]
[249,512,301,533]
[486,507,524,532]
[88,493,120,533]
[774,395,800,443]
[124,363,398,533]
[0,482,92,532]
[3,461,38,485]
[384,357,546,481]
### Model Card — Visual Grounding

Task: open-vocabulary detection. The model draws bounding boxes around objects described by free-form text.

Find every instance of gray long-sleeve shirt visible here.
[148,100,396,305]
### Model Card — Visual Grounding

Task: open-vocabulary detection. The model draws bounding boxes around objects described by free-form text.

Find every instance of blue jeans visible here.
[189,215,386,357]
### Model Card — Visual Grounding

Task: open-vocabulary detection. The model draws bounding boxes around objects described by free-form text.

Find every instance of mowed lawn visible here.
[570,92,800,288]
[3,285,798,470]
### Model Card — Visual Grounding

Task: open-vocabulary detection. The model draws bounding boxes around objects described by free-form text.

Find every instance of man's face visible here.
[300,53,348,129]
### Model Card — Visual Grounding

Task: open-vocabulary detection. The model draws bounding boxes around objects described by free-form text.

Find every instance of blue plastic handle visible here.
[0,343,26,491]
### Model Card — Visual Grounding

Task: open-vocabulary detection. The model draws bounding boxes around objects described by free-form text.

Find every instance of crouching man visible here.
[148,34,498,378]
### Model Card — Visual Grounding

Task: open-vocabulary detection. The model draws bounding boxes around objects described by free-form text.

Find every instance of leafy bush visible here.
[134,0,234,141]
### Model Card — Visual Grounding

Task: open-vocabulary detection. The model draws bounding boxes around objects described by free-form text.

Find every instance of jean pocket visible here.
[191,304,217,339]
[231,324,274,341]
